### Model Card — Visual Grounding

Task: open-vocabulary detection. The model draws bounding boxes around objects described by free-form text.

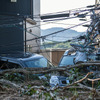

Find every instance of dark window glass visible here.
[25,58,53,68]
[59,55,75,67]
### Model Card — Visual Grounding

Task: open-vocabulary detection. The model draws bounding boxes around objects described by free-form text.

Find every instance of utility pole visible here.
[24,19,27,53]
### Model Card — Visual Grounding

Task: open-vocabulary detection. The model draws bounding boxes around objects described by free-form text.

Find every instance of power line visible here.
[0,4,94,19]
[40,5,95,16]
[48,22,78,26]
[0,31,84,50]
[0,31,85,50]
[27,22,52,29]
[0,20,90,48]
[41,20,91,38]
[0,4,98,24]
[41,15,91,22]
[0,5,96,27]
[41,42,59,65]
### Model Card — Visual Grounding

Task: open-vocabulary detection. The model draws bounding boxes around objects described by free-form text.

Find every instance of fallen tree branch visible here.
[87,78,100,92]
[0,85,4,91]
[63,72,93,90]
[0,62,100,75]
[68,63,100,69]
[78,83,93,91]
[86,61,100,63]
[0,68,67,76]
[0,79,23,91]
[63,71,98,92]
[36,72,94,92]
[87,78,100,82]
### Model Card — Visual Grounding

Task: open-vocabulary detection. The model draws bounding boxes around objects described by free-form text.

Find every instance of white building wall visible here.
[26,0,40,53]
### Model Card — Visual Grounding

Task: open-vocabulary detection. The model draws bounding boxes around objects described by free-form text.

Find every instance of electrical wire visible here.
[0,32,84,51]
[35,38,59,65]
[40,20,91,38]
[1,27,86,54]
[0,22,22,27]
[0,5,93,23]
[0,5,96,49]
[0,4,94,19]
[0,20,90,48]
[34,38,56,65]
[26,22,52,29]
[41,14,91,22]
[42,43,59,65]
[0,6,95,27]
[47,22,77,26]
[0,4,98,25]
[40,5,95,16]
[0,31,85,51]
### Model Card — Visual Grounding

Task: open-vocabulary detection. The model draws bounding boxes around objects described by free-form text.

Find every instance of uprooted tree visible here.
[0,62,100,100]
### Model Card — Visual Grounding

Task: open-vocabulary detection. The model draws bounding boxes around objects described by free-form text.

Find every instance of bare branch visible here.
[63,72,93,90]
[0,79,22,91]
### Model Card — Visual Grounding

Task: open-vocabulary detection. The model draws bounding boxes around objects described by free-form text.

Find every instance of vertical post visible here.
[25,19,27,53]
[31,0,33,19]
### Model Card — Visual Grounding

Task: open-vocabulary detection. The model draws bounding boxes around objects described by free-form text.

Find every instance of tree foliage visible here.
[41,42,73,49]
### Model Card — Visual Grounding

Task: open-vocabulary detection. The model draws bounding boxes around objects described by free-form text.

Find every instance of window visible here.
[59,55,75,67]
[11,0,17,2]
[25,57,53,68]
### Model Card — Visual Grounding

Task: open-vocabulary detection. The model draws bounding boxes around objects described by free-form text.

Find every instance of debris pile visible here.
[0,62,100,100]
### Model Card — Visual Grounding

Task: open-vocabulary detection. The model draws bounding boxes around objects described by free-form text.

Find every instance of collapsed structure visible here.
[69,2,100,64]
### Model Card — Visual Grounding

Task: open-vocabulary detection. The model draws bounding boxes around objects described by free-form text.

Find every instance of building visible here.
[0,0,40,54]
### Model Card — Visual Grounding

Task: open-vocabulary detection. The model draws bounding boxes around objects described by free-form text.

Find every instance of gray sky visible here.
[41,0,95,14]
[41,0,95,32]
